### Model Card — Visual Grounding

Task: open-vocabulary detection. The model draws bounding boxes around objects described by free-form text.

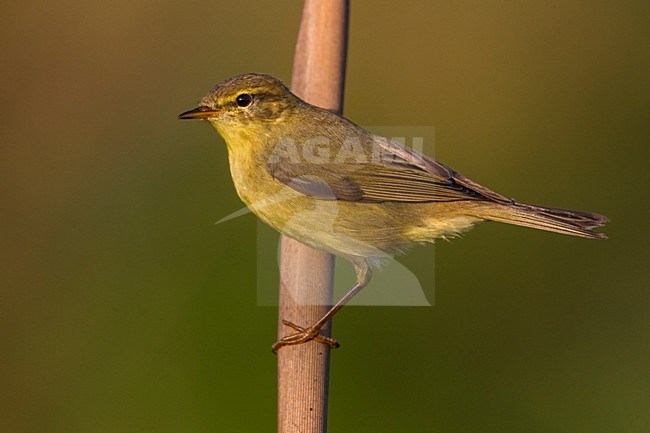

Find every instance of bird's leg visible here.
[272,261,372,353]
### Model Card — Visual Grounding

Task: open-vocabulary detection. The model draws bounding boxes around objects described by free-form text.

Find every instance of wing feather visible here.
[267,135,512,204]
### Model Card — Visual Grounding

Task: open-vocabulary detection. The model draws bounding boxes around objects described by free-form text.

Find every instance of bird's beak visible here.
[177,106,221,120]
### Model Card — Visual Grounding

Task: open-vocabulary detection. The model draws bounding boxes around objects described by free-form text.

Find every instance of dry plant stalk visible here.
[277,1,348,432]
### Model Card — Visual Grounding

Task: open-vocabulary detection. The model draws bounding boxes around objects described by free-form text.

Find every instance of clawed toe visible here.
[272,320,340,353]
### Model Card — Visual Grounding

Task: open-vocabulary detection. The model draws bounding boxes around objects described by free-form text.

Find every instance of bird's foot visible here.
[272,320,340,353]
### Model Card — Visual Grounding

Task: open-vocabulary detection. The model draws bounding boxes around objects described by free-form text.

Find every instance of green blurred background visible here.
[1,1,648,432]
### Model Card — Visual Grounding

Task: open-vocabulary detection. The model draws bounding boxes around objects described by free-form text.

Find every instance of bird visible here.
[178,73,608,351]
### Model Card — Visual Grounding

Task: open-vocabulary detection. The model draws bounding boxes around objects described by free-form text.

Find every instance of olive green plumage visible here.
[179,73,608,349]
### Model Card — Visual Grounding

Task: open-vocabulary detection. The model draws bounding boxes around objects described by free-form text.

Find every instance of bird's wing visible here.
[374,137,513,203]
[267,137,512,204]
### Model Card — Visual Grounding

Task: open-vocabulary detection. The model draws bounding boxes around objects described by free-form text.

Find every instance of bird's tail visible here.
[475,202,609,239]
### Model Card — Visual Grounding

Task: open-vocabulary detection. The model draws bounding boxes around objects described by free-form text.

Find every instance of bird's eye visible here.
[236,94,253,107]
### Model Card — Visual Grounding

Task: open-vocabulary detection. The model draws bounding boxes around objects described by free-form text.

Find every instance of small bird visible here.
[179,73,608,351]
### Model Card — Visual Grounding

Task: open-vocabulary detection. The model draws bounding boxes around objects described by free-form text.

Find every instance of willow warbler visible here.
[179,73,607,351]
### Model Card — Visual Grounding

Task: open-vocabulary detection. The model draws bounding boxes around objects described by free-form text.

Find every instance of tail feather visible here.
[477,203,609,239]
